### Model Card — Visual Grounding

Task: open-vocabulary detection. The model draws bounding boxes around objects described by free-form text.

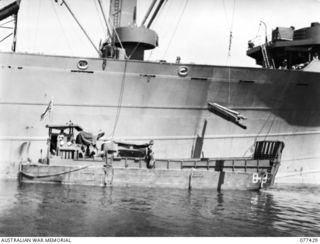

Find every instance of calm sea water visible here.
[0,180,319,237]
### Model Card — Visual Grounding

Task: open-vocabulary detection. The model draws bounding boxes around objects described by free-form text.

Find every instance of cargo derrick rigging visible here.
[140,0,157,27]
[50,0,74,55]
[54,0,127,59]
[221,0,236,104]
[52,0,164,61]
[222,0,236,58]
[127,0,166,59]
[93,0,108,39]
[96,0,111,38]
[101,0,160,60]
[0,0,20,51]
[101,0,165,137]
[162,0,187,59]
[54,0,102,56]
[51,0,164,138]
[144,0,166,29]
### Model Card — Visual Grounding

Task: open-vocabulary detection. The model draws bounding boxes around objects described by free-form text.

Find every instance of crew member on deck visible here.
[313,52,319,61]
[280,59,288,70]
[146,140,155,169]
[57,129,66,148]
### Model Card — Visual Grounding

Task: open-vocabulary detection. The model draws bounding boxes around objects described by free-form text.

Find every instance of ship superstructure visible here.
[0,0,320,184]
[247,21,320,70]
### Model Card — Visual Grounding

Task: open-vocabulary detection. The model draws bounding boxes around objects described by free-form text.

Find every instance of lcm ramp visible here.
[0,0,20,21]
[303,59,320,72]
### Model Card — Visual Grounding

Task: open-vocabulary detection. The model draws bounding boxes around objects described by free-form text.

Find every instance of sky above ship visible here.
[1,0,320,67]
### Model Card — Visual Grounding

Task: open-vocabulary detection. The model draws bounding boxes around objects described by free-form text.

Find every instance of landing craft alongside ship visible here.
[0,0,320,185]
[18,123,285,191]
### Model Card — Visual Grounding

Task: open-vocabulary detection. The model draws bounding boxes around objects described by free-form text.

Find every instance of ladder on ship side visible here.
[261,44,274,69]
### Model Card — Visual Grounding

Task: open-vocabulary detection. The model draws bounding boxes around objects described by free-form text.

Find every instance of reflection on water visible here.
[0,180,319,237]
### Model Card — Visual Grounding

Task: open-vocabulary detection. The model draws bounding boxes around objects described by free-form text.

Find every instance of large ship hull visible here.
[0,52,319,184]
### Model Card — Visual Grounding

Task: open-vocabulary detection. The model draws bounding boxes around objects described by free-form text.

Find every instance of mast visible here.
[102,0,167,60]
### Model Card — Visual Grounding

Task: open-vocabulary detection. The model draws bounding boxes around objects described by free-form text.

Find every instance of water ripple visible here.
[0,180,319,236]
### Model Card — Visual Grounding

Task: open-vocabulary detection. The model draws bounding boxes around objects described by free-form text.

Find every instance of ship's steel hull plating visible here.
[0,52,319,184]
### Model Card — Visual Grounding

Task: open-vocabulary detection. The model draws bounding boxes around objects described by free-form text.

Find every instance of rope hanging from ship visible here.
[33,0,42,52]
[162,0,188,59]
[95,0,127,58]
[222,0,236,58]
[54,0,101,56]
[96,0,113,40]
[110,58,128,138]
[242,113,274,157]
[147,0,171,60]
[49,0,73,55]
[243,98,286,157]
[219,0,283,156]
[51,0,129,139]
[93,0,108,39]
[222,0,236,104]
[253,75,292,144]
